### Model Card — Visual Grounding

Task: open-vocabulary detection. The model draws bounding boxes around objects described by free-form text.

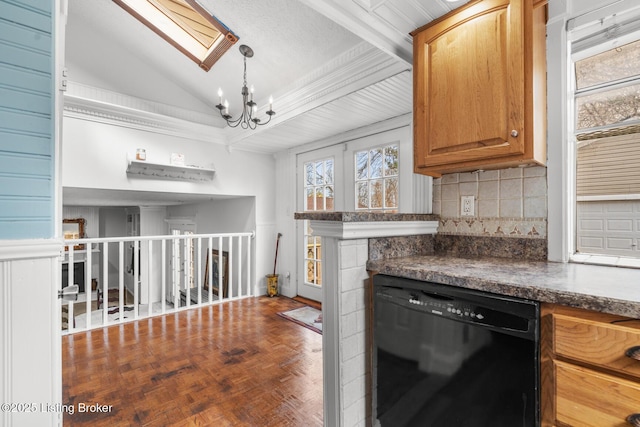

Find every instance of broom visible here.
[273,232,282,276]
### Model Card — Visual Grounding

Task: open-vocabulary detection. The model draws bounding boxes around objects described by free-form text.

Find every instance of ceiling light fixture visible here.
[216,45,275,129]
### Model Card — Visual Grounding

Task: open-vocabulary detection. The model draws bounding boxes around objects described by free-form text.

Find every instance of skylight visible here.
[113,0,238,71]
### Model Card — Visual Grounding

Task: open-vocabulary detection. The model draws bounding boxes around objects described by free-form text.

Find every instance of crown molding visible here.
[64,87,227,145]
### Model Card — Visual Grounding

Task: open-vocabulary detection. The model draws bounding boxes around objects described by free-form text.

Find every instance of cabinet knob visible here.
[626,346,640,361]
[627,414,640,426]
[510,130,519,137]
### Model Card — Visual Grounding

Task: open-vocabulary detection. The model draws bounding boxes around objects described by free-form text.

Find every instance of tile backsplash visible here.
[432,166,548,239]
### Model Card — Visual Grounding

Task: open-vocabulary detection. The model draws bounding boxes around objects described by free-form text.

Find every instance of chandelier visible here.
[216,45,275,129]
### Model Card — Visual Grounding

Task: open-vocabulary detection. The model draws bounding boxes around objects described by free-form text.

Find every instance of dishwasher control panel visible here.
[376,285,531,333]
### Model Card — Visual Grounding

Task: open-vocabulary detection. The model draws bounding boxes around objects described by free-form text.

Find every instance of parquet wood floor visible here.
[62,296,323,426]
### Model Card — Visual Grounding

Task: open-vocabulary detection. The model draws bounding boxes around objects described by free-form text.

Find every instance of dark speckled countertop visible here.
[367,255,640,318]
[294,212,439,222]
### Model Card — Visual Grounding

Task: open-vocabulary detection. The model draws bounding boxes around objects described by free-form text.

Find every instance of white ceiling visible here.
[63,0,470,205]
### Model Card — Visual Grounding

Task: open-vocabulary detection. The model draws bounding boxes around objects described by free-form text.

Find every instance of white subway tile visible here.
[342,334,360,362]
[441,200,458,217]
[478,170,500,181]
[341,289,358,315]
[459,182,478,196]
[340,244,358,269]
[478,180,499,199]
[524,165,547,177]
[500,198,523,217]
[500,167,523,179]
[441,173,459,184]
[524,196,547,218]
[459,172,478,182]
[478,199,499,218]
[524,176,547,197]
[341,312,358,338]
[442,184,459,201]
[500,179,523,199]
[432,201,442,216]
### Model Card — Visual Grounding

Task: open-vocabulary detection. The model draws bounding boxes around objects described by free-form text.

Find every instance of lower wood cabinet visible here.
[541,304,640,427]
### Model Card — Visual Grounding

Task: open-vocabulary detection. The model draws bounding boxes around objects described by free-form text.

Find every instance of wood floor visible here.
[62,296,323,426]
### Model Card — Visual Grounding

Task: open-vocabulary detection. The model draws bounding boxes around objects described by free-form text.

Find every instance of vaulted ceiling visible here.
[64,0,471,154]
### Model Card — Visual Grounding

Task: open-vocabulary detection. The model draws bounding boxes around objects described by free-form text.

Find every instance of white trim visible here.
[0,240,63,261]
[547,11,572,263]
[321,236,341,427]
[571,253,640,269]
[64,92,227,145]
[309,220,438,239]
[577,194,640,201]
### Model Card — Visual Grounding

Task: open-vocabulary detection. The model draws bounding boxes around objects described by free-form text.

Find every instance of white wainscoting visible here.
[0,239,62,427]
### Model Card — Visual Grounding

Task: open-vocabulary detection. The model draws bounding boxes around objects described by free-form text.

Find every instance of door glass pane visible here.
[385,177,399,210]
[357,181,369,209]
[305,162,314,185]
[370,148,383,178]
[326,159,334,184]
[301,157,334,289]
[315,161,324,185]
[306,187,314,211]
[384,145,399,176]
[325,186,334,211]
[356,151,368,180]
[370,180,383,209]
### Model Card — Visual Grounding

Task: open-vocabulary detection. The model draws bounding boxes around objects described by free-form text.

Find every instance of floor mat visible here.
[278,306,322,334]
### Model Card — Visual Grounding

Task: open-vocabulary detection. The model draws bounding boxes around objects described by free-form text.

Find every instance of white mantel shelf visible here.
[126,160,215,181]
[309,220,438,239]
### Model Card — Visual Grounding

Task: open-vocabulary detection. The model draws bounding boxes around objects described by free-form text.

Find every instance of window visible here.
[355,144,398,212]
[113,0,237,71]
[303,158,334,287]
[569,11,640,262]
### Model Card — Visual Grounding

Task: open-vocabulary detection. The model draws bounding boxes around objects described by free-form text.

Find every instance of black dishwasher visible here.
[373,274,539,427]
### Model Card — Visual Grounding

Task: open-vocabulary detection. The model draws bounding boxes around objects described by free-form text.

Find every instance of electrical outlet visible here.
[461,196,475,217]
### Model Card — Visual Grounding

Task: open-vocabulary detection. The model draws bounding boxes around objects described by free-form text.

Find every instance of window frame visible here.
[547,0,640,265]
[354,143,399,213]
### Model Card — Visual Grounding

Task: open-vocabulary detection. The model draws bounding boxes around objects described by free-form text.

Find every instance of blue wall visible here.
[0,0,55,239]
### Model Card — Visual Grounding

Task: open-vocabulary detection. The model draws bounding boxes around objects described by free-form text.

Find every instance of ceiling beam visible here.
[296,0,413,64]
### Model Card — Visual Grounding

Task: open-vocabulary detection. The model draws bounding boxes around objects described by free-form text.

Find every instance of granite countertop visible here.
[367,255,640,318]
[294,212,439,222]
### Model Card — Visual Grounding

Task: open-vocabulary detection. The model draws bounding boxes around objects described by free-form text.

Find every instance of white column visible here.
[312,220,437,427]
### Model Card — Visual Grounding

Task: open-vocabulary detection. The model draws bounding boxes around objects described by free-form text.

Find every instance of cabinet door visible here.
[413,0,526,171]
[555,360,640,426]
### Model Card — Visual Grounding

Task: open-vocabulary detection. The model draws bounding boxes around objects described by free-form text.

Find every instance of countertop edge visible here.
[367,257,640,318]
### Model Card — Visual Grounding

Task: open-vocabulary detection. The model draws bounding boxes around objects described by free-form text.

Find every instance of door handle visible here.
[627,413,640,426]
[625,346,640,361]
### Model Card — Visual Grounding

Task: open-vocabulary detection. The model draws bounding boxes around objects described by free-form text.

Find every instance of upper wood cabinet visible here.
[411,0,547,177]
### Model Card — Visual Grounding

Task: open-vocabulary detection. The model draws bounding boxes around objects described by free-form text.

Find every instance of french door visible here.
[296,147,343,302]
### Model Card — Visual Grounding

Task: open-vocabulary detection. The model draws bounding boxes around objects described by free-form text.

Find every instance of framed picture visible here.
[62,218,86,251]
[204,249,229,298]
